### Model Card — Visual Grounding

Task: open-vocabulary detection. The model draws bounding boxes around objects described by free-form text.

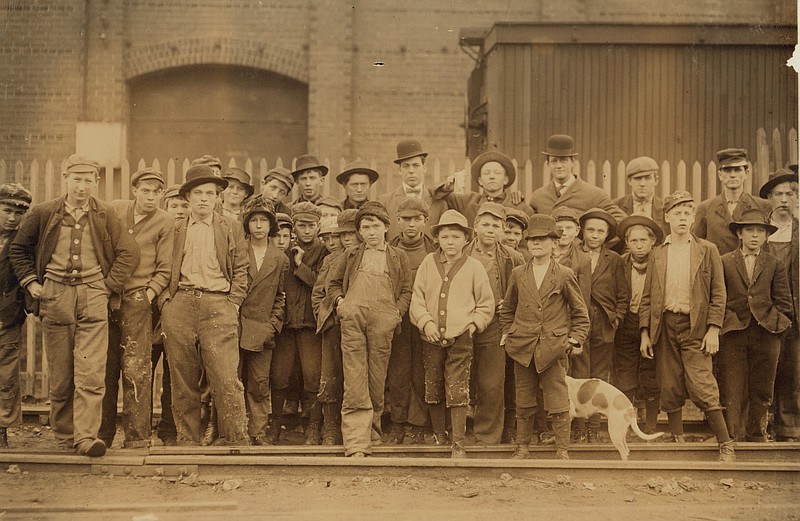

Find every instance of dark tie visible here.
[406,188,421,197]
[555,184,563,198]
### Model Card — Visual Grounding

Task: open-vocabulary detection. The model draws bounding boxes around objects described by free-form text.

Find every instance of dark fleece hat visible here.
[242,196,278,237]
[355,200,391,229]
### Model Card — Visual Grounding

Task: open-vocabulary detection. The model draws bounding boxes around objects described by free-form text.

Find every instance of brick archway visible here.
[125,38,308,83]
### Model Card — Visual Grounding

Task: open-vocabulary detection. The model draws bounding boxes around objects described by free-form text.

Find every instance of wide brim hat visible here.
[578,208,618,242]
[728,209,778,235]
[223,167,254,197]
[471,151,516,187]
[394,140,428,164]
[759,168,798,199]
[541,134,578,157]
[179,164,228,197]
[292,154,329,179]
[336,160,379,185]
[242,196,278,237]
[524,214,560,239]
[430,209,472,239]
[617,215,664,246]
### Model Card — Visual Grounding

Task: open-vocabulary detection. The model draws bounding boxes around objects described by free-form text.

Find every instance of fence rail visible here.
[6,126,797,401]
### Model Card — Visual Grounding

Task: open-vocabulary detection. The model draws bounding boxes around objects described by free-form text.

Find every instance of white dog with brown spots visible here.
[566,376,664,460]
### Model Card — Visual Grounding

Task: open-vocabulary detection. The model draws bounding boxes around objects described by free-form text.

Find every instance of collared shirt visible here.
[554,175,576,196]
[133,211,148,225]
[180,214,230,292]
[769,217,793,243]
[663,235,692,314]
[360,243,388,275]
[64,200,90,221]
[581,244,601,273]
[251,244,267,272]
[470,243,502,299]
[402,182,425,198]
[724,194,741,216]
[742,249,760,284]
[632,197,654,217]
[532,259,551,289]
[629,264,647,314]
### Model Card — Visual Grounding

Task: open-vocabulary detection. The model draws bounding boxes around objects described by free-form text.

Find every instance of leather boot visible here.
[321,403,340,445]
[201,402,219,446]
[501,410,516,444]
[512,413,534,459]
[305,420,323,445]
[389,422,406,445]
[268,389,288,444]
[644,399,660,435]
[0,427,7,448]
[552,411,571,460]
[450,406,467,459]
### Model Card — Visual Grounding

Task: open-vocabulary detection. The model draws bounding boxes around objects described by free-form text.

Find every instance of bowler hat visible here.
[336,160,379,185]
[264,167,295,191]
[541,135,578,157]
[759,168,798,199]
[397,196,429,218]
[617,215,664,246]
[355,201,391,229]
[0,183,32,209]
[223,167,254,197]
[715,148,748,168]
[550,206,580,224]
[525,214,560,239]
[131,167,164,187]
[471,151,516,187]
[430,209,472,239]
[394,140,428,164]
[292,201,321,223]
[163,184,183,201]
[663,190,695,213]
[242,196,277,237]
[191,155,222,170]
[292,154,329,179]
[625,156,659,179]
[64,154,100,175]
[316,196,343,212]
[180,164,228,197]
[579,208,617,242]
[728,208,778,235]
[337,209,358,232]
[504,208,528,230]
[476,201,507,221]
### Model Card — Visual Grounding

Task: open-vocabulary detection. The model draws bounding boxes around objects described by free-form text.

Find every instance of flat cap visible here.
[276,212,293,229]
[397,196,430,218]
[337,209,358,232]
[291,201,321,223]
[663,190,695,213]
[316,196,343,211]
[525,214,560,239]
[131,167,164,187]
[550,206,580,224]
[625,156,659,178]
[64,154,100,175]
[355,200,391,228]
[476,201,507,221]
[191,155,222,170]
[0,183,32,209]
[504,208,528,230]
[715,148,748,168]
[264,167,295,191]
[163,184,184,201]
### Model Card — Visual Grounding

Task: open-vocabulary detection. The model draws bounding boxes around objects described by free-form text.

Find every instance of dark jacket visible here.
[283,239,328,329]
[693,192,772,255]
[585,246,629,343]
[500,261,590,372]
[555,243,592,307]
[9,196,139,314]
[613,194,668,237]
[463,240,525,307]
[528,177,627,222]
[0,231,27,327]
[378,185,448,242]
[239,244,289,351]
[312,250,341,334]
[720,249,793,335]
[764,218,800,323]
[159,212,248,307]
[434,186,534,226]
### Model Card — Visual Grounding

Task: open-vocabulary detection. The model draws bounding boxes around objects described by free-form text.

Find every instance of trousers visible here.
[0,322,22,428]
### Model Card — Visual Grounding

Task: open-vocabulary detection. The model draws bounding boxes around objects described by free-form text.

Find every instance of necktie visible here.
[555,184,563,198]
[406,188,421,197]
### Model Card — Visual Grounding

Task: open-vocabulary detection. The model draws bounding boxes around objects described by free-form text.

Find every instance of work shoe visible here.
[389,422,406,445]
[409,425,425,445]
[451,441,467,459]
[267,418,282,444]
[432,431,448,445]
[212,437,250,447]
[160,436,177,447]
[570,428,586,443]
[555,448,569,460]
[304,420,322,445]
[538,431,556,445]
[586,426,598,444]
[501,426,515,444]
[349,451,367,458]
[201,418,219,446]
[511,444,530,459]
[283,399,299,416]
[77,438,106,457]
[672,434,686,443]
[0,427,7,448]
[718,440,736,462]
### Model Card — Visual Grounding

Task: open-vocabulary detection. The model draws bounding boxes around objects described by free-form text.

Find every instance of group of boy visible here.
[0,134,796,464]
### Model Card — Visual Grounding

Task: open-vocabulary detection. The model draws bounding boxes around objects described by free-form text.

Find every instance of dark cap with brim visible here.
[504,208,528,230]
[471,151,516,187]
[336,160,380,185]
[180,165,228,197]
[617,215,664,246]
[525,214,560,239]
[728,208,778,235]
[759,168,798,199]
[578,208,618,242]
[663,190,695,213]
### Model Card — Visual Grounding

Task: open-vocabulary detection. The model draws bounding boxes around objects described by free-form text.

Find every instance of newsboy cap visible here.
[276,212,293,230]
[316,196,343,212]
[504,208,529,230]
[64,154,101,175]
[131,167,164,187]
[715,148,748,168]
[163,184,184,201]
[397,196,429,218]
[264,167,295,192]
[525,214,560,240]
[223,167,254,197]
[337,209,358,233]
[190,155,223,170]
[291,201,321,223]
[550,206,580,224]
[0,183,32,209]
[663,190,695,213]
[476,201,507,221]
[625,156,659,179]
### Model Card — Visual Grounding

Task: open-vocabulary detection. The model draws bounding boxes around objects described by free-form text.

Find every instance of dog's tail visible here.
[625,408,666,441]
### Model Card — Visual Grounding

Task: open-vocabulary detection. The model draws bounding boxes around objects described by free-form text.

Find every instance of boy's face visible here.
[339,231,359,248]
[665,203,695,236]
[0,203,27,232]
[398,157,426,188]
[526,236,555,258]
[319,205,340,224]
[247,213,272,240]
[296,170,323,200]
[132,179,164,215]
[344,174,371,204]
[768,181,798,219]
[398,214,426,240]
[272,227,292,250]
[262,179,288,204]
[502,222,524,250]
[475,213,504,248]
[582,218,609,250]
[477,162,508,195]
[626,226,655,259]
[358,216,387,248]
[186,183,219,218]
[223,179,249,206]
[165,197,189,221]
[321,233,342,254]
[63,172,98,205]
[737,225,768,252]
[438,227,467,259]
[554,220,580,247]
[294,219,319,244]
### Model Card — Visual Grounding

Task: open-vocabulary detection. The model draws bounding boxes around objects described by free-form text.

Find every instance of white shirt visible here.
[402,182,425,198]
[532,259,551,289]
[769,217,793,243]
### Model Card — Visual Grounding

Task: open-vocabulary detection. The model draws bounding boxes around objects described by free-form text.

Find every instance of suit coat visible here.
[159,212,249,307]
[693,192,772,255]
[433,185,534,226]
[311,250,341,334]
[377,185,448,242]
[555,244,592,309]
[528,177,627,222]
[585,246,629,343]
[764,218,800,322]
[720,249,792,335]
[239,244,288,351]
[613,193,668,237]
[640,235,726,344]
[500,261,590,372]
[0,231,27,327]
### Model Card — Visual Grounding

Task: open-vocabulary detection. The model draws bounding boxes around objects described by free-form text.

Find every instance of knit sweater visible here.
[409,251,495,339]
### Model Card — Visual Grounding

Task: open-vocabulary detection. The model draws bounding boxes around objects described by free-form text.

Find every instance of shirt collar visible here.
[555,175,576,189]
[663,234,694,245]
[402,182,425,195]
[438,250,463,263]
[64,199,90,215]
[740,248,760,257]
[189,213,214,226]
[366,242,387,252]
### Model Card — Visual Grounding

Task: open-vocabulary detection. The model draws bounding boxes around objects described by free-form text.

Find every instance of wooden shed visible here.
[462,22,797,197]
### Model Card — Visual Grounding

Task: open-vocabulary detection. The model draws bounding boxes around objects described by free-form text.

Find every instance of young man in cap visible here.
[261,167,294,216]
[761,168,800,441]
[158,164,249,446]
[0,183,32,448]
[464,202,524,444]
[435,151,533,226]
[328,201,412,457]
[503,208,532,261]
[269,201,328,444]
[501,214,590,460]
[291,154,329,206]
[386,197,438,444]
[10,154,139,456]
[613,156,668,237]
[220,167,254,221]
[410,209,495,457]
[573,208,628,442]
[100,167,175,448]
[272,213,293,251]
[378,140,447,242]
[639,190,735,461]
[191,155,223,176]
[337,161,379,210]
[693,148,771,256]
[312,209,361,445]
[238,197,288,445]
[528,135,626,221]
[613,215,663,434]
[719,209,792,441]
[551,206,592,302]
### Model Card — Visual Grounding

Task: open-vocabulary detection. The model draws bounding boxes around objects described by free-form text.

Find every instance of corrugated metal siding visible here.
[484,42,797,197]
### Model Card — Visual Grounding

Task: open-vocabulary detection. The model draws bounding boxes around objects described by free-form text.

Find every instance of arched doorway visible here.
[128,64,308,167]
